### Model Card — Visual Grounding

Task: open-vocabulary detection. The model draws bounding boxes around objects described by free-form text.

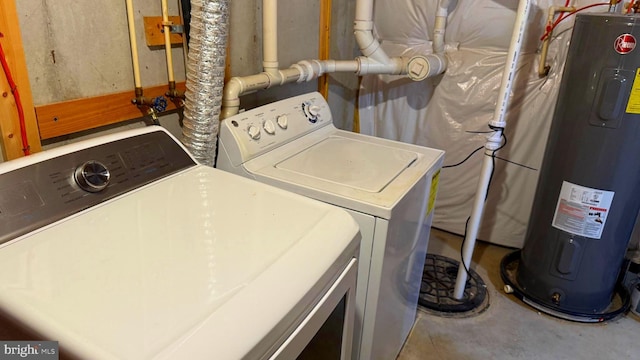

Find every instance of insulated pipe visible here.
[452,0,532,300]
[162,0,175,83]
[263,0,279,73]
[162,0,183,99]
[538,6,575,77]
[182,0,230,166]
[125,0,142,88]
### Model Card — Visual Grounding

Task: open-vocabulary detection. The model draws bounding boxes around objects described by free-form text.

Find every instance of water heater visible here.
[515,13,640,319]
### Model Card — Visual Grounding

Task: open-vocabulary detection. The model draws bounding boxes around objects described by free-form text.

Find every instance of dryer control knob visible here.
[276,115,288,129]
[74,161,111,193]
[248,125,261,140]
[263,120,276,135]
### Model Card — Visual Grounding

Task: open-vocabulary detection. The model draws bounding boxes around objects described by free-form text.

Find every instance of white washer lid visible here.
[0,166,359,360]
[276,136,417,193]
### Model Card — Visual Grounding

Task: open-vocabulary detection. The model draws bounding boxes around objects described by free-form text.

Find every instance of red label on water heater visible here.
[614,34,636,54]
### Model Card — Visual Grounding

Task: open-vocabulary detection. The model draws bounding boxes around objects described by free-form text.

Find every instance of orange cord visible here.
[0,35,30,156]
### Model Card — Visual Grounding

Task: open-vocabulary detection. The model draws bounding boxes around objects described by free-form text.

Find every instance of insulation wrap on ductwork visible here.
[182,0,229,166]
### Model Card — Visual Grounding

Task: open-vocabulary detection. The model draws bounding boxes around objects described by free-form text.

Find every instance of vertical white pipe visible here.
[489,0,532,129]
[263,0,279,73]
[355,0,373,20]
[125,0,142,88]
[161,0,175,83]
[433,0,451,55]
[453,0,532,299]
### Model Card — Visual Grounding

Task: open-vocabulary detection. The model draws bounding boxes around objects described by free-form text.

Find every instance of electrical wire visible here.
[442,146,484,168]
[540,2,610,41]
[458,131,508,277]
[0,37,30,156]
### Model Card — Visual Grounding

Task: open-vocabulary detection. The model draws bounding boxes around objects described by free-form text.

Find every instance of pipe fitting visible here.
[165,81,185,100]
[357,56,407,75]
[407,54,448,81]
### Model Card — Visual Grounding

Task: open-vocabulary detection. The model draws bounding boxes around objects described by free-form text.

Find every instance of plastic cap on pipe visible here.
[407,54,447,81]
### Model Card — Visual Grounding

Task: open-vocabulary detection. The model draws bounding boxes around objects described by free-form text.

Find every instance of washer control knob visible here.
[263,120,276,135]
[276,115,288,129]
[74,161,111,193]
[302,102,321,123]
[308,105,321,118]
[248,125,261,140]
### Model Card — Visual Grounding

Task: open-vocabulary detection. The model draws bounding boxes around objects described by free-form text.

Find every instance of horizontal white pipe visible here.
[263,0,279,73]
[221,67,305,119]
[453,0,532,300]
[357,56,406,75]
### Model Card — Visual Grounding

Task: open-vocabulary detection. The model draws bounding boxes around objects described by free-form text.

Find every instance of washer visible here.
[0,127,359,360]
[217,92,444,360]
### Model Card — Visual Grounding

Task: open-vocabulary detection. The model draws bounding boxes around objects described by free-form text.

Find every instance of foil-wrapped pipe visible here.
[182,0,229,166]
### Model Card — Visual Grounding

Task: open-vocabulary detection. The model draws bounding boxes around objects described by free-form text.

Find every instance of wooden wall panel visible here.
[36,82,186,140]
[0,0,42,159]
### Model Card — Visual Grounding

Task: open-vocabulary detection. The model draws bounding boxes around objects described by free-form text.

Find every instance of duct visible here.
[181,0,230,166]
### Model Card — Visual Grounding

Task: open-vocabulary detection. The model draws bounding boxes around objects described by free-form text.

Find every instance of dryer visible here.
[0,126,360,360]
[218,92,444,360]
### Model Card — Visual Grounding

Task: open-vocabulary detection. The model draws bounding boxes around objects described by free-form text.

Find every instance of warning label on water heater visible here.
[552,181,615,239]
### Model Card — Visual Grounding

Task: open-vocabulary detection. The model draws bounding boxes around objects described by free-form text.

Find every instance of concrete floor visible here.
[398,229,639,360]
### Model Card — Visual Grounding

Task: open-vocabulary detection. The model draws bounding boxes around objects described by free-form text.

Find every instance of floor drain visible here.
[418,254,489,316]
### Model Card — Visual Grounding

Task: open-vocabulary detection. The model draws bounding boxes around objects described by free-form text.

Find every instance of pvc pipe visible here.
[355,0,373,20]
[263,0,279,73]
[433,0,451,55]
[354,0,391,64]
[489,0,532,130]
[125,0,142,88]
[357,56,406,75]
[221,68,305,119]
[161,0,175,83]
[452,0,532,300]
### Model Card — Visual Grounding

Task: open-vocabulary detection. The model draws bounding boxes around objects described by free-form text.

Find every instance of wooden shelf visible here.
[36,82,186,140]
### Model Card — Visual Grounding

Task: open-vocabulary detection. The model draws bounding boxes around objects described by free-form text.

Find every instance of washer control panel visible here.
[220,92,332,164]
[0,129,196,245]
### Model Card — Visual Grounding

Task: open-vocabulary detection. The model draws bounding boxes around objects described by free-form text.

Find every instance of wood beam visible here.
[0,0,42,159]
[318,0,332,99]
[36,82,186,140]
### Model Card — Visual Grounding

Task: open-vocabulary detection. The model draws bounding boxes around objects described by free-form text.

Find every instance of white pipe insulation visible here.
[452,0,532,300]
[181,0,230,166]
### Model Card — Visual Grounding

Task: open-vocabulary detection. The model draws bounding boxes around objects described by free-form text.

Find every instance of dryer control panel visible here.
[0,128,196,245]
[219,92,333,166]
